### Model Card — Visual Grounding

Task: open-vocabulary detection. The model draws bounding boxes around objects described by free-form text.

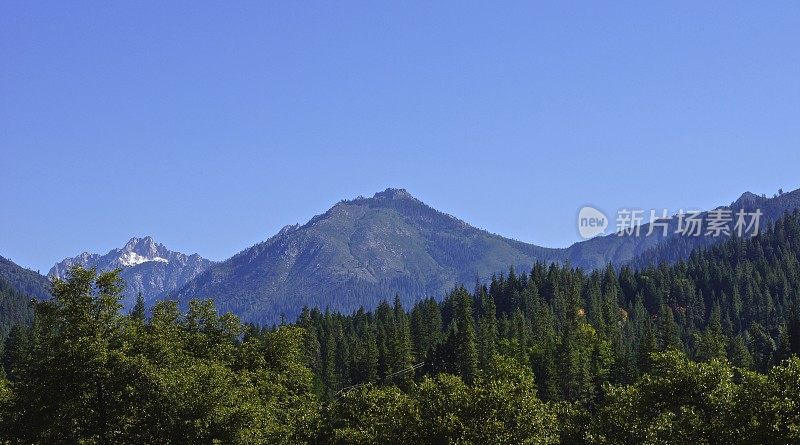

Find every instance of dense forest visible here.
[0,256,50,301]
[0,279,33,342]
[2,211,800,443]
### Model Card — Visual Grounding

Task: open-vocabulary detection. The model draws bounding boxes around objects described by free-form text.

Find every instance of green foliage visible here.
[591,351,800,444]
[0,277,34,343]
[328,384,420,444]
[469,355,559,444]
[294,210,800,413]
[4,210,800,442]
[0,266,320,444]
[757,356,800,441]
[593,350,745,444]
[416,356,558,444]
[328,355,557,445]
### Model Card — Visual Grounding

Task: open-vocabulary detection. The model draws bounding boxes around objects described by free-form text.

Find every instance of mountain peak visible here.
[373,188,415,201]
[277,224,300,236]
[122,236,160,259]
[125,235,154,246]
[733,191,766,207]
[49,237,214,308]
[174,186,565,323]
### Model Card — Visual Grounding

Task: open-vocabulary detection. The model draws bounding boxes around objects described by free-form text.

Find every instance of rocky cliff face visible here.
[49,236,214,309]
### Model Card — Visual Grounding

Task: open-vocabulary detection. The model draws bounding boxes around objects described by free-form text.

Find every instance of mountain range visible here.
[49,236,214,308]
[3,186,800,324]
[563,188,800,269]
[172,187,800,323]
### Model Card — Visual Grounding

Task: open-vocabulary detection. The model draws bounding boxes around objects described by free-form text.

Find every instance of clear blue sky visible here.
[2,1,799,273]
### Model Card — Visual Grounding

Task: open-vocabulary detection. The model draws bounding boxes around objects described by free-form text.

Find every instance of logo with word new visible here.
[578,206,609,239]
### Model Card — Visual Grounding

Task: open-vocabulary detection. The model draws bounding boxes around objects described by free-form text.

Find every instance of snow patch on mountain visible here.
[117,251,169,267]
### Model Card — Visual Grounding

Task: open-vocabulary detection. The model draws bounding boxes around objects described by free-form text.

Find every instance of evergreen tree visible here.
[694,303,727,361]
[130,291,145,321]
[657,304,682,351]
[451,288,478,384]
[477,292,497,370]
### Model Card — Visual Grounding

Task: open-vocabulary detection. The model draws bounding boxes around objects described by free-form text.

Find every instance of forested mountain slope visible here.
[0,256,50,301]
[175,187,800,323]
[295,209,800,439]
[630,188,800,267]
[173,188,567,323]
[569,187,800,269]
[0,277,35,340]
[0,257,46,341]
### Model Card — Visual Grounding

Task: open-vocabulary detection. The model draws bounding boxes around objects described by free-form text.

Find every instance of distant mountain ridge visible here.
[629,188,800,268]
[10,186,794,324]
[49,236,213,309]
[0,255,50,300]
[567,188,800,269]
[174,187,800,324]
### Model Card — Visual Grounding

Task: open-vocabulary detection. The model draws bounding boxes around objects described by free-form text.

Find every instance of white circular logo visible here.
[578,206,609,239]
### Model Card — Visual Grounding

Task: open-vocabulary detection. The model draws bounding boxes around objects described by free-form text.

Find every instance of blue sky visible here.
[2,1,799,272]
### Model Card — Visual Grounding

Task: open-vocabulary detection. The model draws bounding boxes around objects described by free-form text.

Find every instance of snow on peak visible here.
[118,250,169,267]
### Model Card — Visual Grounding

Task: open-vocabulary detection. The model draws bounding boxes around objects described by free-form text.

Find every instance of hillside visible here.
[174,187,800,323]
[173,188,566,323]
[0,255,50,301]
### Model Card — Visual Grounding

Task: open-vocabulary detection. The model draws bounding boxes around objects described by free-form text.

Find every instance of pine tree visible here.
[297,307,323,385]
[637,317,657,374]
[362,325,379,382]
[2,325,29,382]
[390,295,414,387]
[477,293,498,370]
[130,292,145,321]
[786,305,800,356]
[694,303,727,361]
[452,288,478,384]
[658,304,682,351]
[728,335,754,369]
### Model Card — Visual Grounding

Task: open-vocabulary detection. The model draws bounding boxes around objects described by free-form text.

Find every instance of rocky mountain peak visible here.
[123,236,158,252]
[733,191,765,208]
[49,237,214,309]
[116,236,165,266]
[373,187,415,201]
